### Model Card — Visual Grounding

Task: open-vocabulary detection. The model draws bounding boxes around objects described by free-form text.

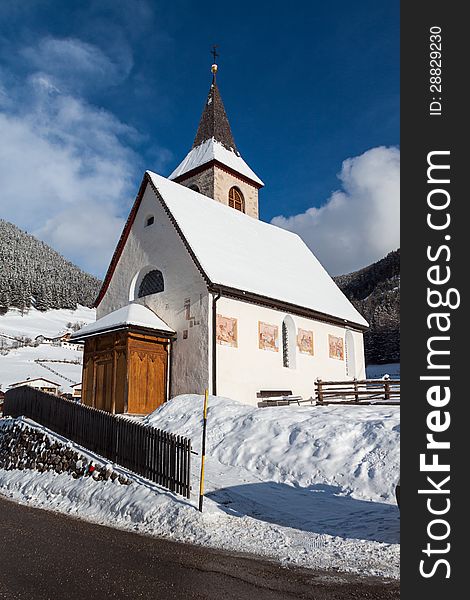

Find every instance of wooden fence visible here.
[3,386,191,498]
[315,378,400,405]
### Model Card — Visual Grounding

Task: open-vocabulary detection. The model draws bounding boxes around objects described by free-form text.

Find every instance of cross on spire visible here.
[210,45,219,82]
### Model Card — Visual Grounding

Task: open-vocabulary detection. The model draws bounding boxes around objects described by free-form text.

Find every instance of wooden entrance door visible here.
[128,334,168,415]
[94,359,113,412]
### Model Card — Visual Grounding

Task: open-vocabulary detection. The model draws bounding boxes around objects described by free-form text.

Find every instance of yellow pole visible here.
[198,389,209,512]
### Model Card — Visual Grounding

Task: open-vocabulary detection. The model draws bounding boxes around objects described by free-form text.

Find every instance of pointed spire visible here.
[192,72,239,155]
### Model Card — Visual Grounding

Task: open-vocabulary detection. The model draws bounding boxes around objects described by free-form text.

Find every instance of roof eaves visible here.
[208,284,369,331]
[72,323,177,342]
[171,158,264,190]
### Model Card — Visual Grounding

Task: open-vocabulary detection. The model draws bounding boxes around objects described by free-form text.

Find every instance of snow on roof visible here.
[147,172,368,327]
[168,138,264,187]
[10,377,62,387]
[72,303,175,339]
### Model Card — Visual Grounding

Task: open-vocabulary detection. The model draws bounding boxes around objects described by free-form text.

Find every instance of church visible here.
[72,61,368,414]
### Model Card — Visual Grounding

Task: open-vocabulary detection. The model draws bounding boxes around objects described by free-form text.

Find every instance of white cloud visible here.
[0,36,170,277]
[22,37,133,93]
[271,146,400,275]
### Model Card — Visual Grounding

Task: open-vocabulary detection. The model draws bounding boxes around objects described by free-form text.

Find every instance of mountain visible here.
[334,250,400,365]
[0,219,101,313]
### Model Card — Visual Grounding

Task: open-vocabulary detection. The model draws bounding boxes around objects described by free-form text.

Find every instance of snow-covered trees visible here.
[0,219,101,312]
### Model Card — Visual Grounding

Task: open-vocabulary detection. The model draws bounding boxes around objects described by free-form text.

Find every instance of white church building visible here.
[73,63,367,414]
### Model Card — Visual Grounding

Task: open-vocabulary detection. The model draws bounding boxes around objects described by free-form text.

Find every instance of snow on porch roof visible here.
[147,172,368,328]
[71,303,175,340]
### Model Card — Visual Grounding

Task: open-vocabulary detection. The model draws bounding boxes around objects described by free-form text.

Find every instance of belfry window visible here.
[138,269,164,297]
[228,187,245,212]
[189,184,200,193]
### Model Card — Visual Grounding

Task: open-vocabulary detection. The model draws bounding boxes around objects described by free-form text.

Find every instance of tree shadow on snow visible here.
[206,482,399,544]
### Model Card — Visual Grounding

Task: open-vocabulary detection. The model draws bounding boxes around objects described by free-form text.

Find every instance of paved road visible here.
[0,496,399,599]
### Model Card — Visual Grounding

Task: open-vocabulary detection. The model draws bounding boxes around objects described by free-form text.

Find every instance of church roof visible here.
[95,172,368,329]
[71,303,175,340]
[168,82,263,187]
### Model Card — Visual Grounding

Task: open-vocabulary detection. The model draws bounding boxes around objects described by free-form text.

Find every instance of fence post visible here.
[385,379,391,401]
[316,379,323,404]
[354,378,359,403]
[198,389,209,512]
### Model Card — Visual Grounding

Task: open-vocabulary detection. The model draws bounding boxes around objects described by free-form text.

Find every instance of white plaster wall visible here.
[215,296,366,406]
[98,185,210,396]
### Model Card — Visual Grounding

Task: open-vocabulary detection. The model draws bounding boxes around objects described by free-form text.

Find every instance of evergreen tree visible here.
[0,219,101,313]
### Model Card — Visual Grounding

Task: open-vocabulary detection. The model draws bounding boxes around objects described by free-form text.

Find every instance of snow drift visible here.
[145,395,400,504]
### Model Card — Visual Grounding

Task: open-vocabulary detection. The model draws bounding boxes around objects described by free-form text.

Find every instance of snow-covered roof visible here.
[147,172,368,328]
[169,138,264,187]
[10,377,62,388]
[72,303,175,340]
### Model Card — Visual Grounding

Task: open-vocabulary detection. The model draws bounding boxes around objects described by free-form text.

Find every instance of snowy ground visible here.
[0,306,95,340]
[0,395,400,578]
[0,306,94,393]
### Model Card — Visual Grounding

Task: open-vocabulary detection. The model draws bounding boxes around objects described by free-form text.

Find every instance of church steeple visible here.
[192,81,239,154]
[169,56,263,219]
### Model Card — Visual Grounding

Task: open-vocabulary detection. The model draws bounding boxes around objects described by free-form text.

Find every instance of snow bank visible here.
[0,396,400,578]
[145,395,400,503]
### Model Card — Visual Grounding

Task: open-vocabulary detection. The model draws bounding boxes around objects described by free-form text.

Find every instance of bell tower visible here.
[168,54,263,219]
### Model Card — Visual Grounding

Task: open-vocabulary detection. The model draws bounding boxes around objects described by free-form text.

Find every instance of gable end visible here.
[94,173,212,307]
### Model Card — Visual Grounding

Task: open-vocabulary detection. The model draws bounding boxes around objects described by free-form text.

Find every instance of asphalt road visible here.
[0,495,399,599]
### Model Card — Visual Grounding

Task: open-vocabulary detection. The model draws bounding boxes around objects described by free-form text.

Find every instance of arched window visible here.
[189,184,200,193]
[282,315,296,369]
[228,187,245,212]
[138,269,164,298]
[145,215,154,227]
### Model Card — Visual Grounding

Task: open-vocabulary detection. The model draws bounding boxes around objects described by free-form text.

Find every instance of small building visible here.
[72,62,368,414]
[34,335,54,345]
[73,304,175,414]
[70,382,82,400]
[9,377,61,395]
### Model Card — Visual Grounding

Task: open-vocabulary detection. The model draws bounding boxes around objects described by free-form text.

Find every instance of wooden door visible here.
[94,359,113,412]
[128,342,168,414]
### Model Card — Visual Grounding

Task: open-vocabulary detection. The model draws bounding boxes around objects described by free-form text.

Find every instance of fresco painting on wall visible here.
[258,322,279,352]
[297,329,314,355]
[216,315,238,347]
[328,334,345,360]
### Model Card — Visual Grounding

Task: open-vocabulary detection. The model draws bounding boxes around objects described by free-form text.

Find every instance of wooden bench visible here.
[256,390,305,408]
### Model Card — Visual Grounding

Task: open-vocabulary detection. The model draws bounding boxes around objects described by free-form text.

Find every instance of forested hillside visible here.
[334,250,400,365]
[0,219,101,313]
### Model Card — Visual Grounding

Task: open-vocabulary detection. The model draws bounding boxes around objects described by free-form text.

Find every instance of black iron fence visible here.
[3,386,191,498]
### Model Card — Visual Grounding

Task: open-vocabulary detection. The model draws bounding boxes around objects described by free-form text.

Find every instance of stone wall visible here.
[0,420,131,484]
[179,167,215,199]
[179,165,259,219]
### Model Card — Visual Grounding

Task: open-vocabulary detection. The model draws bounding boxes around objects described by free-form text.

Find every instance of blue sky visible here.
[0,1,399,277]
